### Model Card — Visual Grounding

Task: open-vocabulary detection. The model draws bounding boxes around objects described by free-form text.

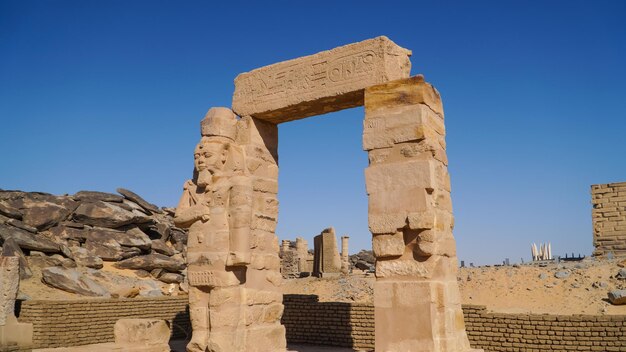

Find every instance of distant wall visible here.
[282,294,374,350]
[592,182,626,257]
[16,296,626,351]
[18,297,190,349]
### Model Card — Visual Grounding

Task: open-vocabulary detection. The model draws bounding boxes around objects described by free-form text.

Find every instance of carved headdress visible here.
[196,107,245,175]
[200,107,237,141]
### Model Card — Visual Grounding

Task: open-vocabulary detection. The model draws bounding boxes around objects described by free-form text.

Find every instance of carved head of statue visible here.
[194,138,230,187]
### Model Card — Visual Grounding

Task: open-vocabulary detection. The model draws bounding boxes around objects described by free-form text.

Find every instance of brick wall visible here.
[15,296,626,351]
[17,297,190,349]
[463,305,626,351]
[281,294,374,350]
[592,182,626,257]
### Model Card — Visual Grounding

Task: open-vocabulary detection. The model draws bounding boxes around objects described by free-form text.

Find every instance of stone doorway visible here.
[179,36,480,352]
[229,36,479,351]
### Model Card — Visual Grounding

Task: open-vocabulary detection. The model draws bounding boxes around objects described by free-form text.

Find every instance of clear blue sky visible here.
[1,1,625,265]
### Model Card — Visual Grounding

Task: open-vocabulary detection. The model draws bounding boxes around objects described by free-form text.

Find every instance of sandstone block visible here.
[113,319,169,345]
[365,159,436,194]
[363,104,445,150]
[246,289,282,306]
[375,280,472,352]
[407,210,436,230]
[236,116,278,161]
[372,232,405,258]
[365,75,444,118]
[244,325,287,352]
[376,258,429,278]
[233,36,411,123]
[367,213,409,235]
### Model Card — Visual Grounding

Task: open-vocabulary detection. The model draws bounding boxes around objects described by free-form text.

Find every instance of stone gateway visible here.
[176,36,480,352]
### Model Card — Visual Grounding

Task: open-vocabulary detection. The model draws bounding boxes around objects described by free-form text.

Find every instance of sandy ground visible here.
[283,257,626,315]
[20,256,626,315]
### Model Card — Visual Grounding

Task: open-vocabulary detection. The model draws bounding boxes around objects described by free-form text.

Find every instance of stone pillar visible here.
[364,76,479,351]
[0,255,33,350]
[295,237,309,273]
[0,256,19,326]
[281,240,290,254]
[236,115,286,352]
[341,236,350,274]
[312,227,342,277]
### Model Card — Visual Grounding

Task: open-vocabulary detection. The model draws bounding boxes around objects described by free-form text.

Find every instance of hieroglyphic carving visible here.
[233,36,412,123]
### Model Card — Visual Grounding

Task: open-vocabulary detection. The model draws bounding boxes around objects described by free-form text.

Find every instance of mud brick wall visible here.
[463,305,626,351]
[281,294,374,350]
[592,182,626,257]
[17,296,190,349]
[13,296,626,351]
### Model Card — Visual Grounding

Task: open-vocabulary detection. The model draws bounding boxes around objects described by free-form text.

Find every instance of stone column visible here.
[295,237,309,273]
[0,256,19,326]
[341,236,350,274]
[1,255,33,350]
[364,76,479,351]
[281,240,290,254]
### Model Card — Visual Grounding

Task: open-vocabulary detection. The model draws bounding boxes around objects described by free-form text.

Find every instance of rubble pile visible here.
[0,189,188,298]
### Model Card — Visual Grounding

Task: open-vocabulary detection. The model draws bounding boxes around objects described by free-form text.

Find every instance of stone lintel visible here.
[232,36,412,123]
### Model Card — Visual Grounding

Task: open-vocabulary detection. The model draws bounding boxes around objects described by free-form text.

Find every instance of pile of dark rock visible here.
[0,188,188,298]
[349,250,375,272]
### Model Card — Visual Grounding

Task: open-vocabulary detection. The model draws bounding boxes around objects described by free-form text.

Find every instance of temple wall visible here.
[592,182,626,257]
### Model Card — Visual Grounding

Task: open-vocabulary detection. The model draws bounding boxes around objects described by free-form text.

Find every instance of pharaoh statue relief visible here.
[174,107,253,352]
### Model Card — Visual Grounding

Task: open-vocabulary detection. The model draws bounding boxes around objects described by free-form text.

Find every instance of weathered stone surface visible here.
[150,239,175,256]
[608,289,626,305]
[114,319,170,345]
[375,280,471,351]
[365,159,436,194]
[1,238,32,279]
[27,254,64,268]
[0,201,22,220]
[84,238,124,261]
[158,273,183,284]
[121,227,152,250]
[49,225,151,251]
[21,202,70,231]
[372,232,404,258]
[5,218,37,233]
[73,190,124,203]
[69,247,103,269]
[0,256,19,325]
[232,36,411,123]
[363,103,444,150]
[169,228,187,252]
[121,247,143,259]
[365,75,444,117]
[145,223,170,241]
[72,201,150,228]
[117,188,162,214]
[41,267,110,297]
[0,223,60,253]
[114,253,184,272]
